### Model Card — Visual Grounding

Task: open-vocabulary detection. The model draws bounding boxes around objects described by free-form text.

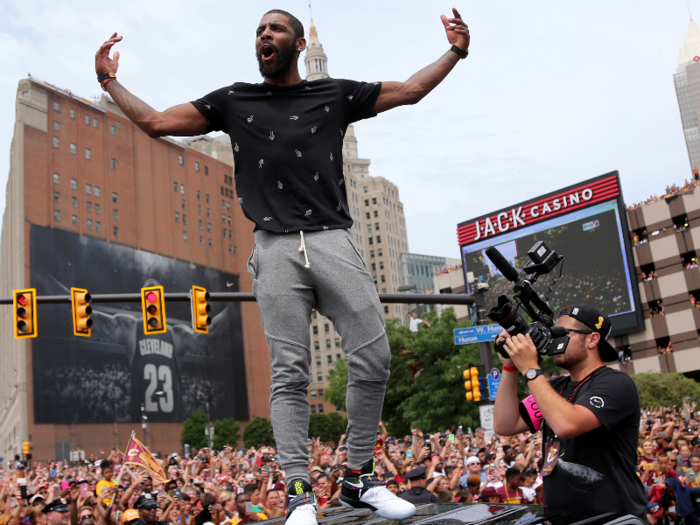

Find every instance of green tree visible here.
[181,410,208,451]
[243,416,274,448]
[213,418,241,450]
[632,372,700,408]
[308,412,348,442]
[325,359,348,411]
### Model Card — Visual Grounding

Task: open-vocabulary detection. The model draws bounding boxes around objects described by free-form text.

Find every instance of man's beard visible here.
[257,44,295,79]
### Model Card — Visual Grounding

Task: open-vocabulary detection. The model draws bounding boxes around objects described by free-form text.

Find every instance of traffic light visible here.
[464,366,482,402]
[141,285,166,334]
[13,289,37,339]
[694,168,699,181]
[191,285,211,333]
[71,287,93,337]
[22,441,29,456]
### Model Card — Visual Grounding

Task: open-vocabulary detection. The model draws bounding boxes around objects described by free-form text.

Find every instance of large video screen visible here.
[462,200,640,334]
[30,225,249,424]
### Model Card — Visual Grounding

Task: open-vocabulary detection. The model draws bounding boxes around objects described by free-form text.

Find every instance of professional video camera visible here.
[484,241,570,359]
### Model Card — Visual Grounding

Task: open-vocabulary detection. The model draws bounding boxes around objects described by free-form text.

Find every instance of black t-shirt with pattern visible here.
[191,78,382,233]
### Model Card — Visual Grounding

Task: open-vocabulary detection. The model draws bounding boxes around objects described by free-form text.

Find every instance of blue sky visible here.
[0,1,694,259]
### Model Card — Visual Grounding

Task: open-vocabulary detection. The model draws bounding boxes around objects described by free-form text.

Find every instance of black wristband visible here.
[450,45,468,59]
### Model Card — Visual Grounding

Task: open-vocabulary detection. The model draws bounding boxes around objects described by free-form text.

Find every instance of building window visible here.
[315,357,322,367]
[70,143,76,155]
[53,191,60,202]
[200,236,204,245]
[53,173,60,185]
[363,186,368,193]
[310,390,317,399]
[384,306,389,314]
[206,194,210,204]
[372,198,377,205]
[54,210,60,221]
[381,275,386,283]
[181,199,186,210]
[54,121,60,131]
[85,148,91,159]
[69,178,76,190]
[199,220,203,230]
[324,323,330,334]
[376,236,381,243]
[87,219,93,230]
[326,339,331,349]
[112,192,118,203]
[195,162,200,172]
[94,186,100,197]
[327,355,332,364]
[180,184,185,194]
[111,158,117,169]
[205,166,209,176]
[86,201,92,212]
[53,137,59,148]
[174,182,178,192]
[378,248,382,256]
[379,262,384,270]
[93,118,98,128]
[371,263,376,271]
[71,197,77,208]
[375,223,380,231]
[183,231,188,240]
[335,338,340,348]
[368,237,373,245]
[110,125,115,135]
[197,191,201,201]
[71,215,77,225]
[114,226,119,237]
[95,204,100,215]
[85,115,90,125]
[374,210,378,217]
[85,184,92,195]
[175,212,180,223]
[207,223,212,233]
[311,405,316,414]
[95,221,101,232]
[317,374,323,383]
[208,239,213,247]
[198,205,202,215]
[207,208,211,218]
[312,311,317,320]
[178,155,184,165]
[313,326,318,335]
[182,215,187,225]
[113,209,118,220]
[70,109,76,118]
[54,102,61,112]
[116,122,121,128]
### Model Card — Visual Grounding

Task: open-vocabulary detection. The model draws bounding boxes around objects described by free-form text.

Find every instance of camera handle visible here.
[513,275,554,326]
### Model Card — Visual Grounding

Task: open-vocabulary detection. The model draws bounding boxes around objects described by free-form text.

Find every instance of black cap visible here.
[405,466,427,480]
[692,436,700,446]
[135,494,159,510]
[558,304,617,362]
[42,498,70,514]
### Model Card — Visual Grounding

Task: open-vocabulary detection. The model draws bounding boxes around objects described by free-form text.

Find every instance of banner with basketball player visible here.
[30,224,249,424]
[124,433,169,483]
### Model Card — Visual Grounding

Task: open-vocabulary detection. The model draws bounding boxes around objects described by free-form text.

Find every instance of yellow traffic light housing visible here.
[71,287,93,337]
[13,289,37,339]
[22,441,29,455]
[463,366,482,402]
[141,285,166,334]
[191,286,211,334]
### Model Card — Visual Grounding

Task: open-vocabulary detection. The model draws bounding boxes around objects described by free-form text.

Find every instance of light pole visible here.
[140,403,147,444]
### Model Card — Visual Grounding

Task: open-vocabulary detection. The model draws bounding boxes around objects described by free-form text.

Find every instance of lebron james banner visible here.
[30,225,249,424]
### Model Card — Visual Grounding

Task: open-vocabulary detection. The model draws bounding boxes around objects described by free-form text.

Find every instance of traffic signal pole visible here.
[473,287,495,400]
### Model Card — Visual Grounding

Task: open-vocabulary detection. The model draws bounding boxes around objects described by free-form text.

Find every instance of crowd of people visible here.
[6,400,700,524]
[626,177,700,211]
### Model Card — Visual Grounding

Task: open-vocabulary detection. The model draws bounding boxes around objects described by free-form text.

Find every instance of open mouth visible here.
[261,44,276,62]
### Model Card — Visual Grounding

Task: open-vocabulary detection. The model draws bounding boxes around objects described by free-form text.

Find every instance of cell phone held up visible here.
[245,502,254,514]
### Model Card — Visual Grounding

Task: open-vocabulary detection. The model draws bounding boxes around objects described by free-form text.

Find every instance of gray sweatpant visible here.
[247,229,390,483]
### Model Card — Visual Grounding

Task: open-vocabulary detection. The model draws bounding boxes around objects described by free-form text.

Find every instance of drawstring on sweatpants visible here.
[298,231,310,268]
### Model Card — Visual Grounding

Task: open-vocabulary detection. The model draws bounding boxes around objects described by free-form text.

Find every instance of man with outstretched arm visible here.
[492,304,646,518]
[95,9,469,525]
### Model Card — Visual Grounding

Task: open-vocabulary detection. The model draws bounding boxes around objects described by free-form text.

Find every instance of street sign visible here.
[454,324,503,345]
[479,404,494,432]
[487,368,501,401]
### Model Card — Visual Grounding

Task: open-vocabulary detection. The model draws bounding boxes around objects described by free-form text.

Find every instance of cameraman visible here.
[493,304,646,518]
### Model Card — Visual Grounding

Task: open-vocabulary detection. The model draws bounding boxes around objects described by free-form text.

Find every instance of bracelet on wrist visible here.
[450,44,468,59]
[502,365,518,372]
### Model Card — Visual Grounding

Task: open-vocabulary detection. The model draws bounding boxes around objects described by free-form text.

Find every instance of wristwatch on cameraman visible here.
[524,368,544,383]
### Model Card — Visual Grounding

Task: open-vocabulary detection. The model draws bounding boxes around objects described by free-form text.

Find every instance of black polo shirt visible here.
[398,487,436,503]
[191,78,382,233]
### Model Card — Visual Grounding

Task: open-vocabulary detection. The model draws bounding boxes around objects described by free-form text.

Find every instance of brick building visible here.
[0,77,271,461]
